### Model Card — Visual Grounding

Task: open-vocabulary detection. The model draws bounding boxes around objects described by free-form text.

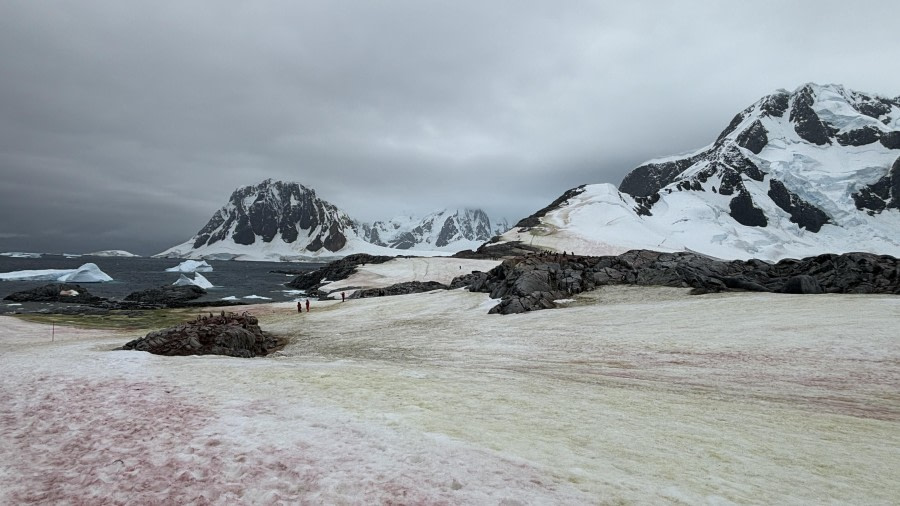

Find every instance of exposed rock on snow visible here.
[121,311,283,357]
[286,254,394,293]
[465,250,900,314]
[165,260,213,273]
[350,281,449,299]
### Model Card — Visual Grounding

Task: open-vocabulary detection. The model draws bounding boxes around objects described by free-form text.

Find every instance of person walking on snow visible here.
[297,301,302,313]
[305,299,310,312]
[341,292,346,302]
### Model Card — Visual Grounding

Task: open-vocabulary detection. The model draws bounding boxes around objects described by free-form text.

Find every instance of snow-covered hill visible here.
[156,179,508,261]
[360,209,509,253]
[496,83,900,261]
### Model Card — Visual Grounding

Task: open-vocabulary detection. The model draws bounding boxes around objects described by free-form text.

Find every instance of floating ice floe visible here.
[0,263,113,283]
[165,260,213,273]
[0,252,42,259]
[172,273,214,289]
[87,250,140,257]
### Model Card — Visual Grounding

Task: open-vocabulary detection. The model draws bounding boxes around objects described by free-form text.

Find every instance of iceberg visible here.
[165,260,213,273]
[0,263,113,283]
[87,250,140,257]
[173,273,214,289]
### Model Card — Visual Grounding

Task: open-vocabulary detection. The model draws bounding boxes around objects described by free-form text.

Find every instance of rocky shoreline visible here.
[2,283,246,314]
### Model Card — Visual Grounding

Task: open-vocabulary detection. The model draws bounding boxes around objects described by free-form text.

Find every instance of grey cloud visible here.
[1,0,898,255]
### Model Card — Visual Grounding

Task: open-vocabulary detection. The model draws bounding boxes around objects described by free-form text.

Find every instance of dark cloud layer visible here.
[1,1,898,255]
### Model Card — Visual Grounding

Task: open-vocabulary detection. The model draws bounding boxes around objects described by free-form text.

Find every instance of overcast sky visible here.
[1,0,899,255]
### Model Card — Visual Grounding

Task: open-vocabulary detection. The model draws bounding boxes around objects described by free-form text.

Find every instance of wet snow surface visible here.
[2,287,899,504]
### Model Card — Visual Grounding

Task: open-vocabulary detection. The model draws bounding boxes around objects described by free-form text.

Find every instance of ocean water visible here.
[0,255,324,313]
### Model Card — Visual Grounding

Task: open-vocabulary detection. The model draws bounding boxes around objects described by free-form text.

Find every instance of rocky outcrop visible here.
[852,156,900,215]
[123,285,206,306]
[351,281,449,299]
[285,253,395,294]
[121,311,284,358]
[463,250,900,314]
[3,283,106,305]
[767,179,831,232]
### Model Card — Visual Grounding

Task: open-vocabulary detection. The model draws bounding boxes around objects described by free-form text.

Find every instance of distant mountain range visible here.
[495,83,900,261]
[160,83,900,263]
[156,179,509,261]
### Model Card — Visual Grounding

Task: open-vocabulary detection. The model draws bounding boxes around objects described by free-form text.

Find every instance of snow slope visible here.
[318,257,501,298]
[1,289,898,503]
[499,83,900,261]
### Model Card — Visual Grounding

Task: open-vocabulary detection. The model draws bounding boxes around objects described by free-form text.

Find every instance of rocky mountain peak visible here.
[182,179,354,255]
[496,83,900,261]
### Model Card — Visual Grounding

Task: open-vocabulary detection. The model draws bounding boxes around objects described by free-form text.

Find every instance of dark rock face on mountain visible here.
[463,250,900,314]
[500,84,900,262]
[121,312,284,358]
[351,281,449,299]
[853,156,900,215]
[3,283,106,304]
[124,285,206,306]
[516,186,589,227]
[187,179,355,253]
[768,180,831,232]
[285,253,394,294]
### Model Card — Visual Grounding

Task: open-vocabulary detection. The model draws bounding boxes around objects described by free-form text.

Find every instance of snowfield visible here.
[1,288,899,504]
[319,257,502,297]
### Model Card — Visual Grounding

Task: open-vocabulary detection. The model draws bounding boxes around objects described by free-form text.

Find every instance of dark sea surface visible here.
[0,255,324,313]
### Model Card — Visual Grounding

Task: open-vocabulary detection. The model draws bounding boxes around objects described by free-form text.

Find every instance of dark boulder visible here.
[781,275,824,294]
[121,311,283,358]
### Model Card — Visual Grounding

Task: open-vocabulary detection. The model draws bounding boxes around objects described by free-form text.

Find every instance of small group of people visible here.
[297,292,347,313]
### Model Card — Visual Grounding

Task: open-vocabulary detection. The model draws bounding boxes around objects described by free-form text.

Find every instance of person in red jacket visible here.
[305,299,310,312]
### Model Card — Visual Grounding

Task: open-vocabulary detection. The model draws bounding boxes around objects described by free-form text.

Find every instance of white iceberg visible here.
[0,263,113,283]
[87,250,140,258]
[172,273,214,289]
[0,252,42,259]
[165,260,213,273]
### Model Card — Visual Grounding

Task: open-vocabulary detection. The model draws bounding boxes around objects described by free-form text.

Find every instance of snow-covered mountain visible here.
[360,209,509,252]
[496,83,900,261]
[156,179,508,261]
